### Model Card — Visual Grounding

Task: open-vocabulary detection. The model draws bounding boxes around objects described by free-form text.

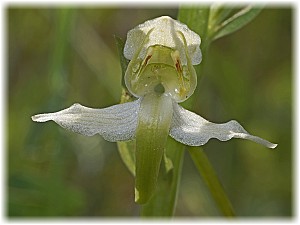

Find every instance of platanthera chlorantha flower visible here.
[32,16,277,204]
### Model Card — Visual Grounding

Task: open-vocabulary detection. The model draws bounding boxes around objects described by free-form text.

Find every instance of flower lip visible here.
[123,16,202,66]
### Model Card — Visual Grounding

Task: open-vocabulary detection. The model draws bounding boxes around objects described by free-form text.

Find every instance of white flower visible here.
[32,16,277,204]
[32,16,277,149]
[32,97,277,149]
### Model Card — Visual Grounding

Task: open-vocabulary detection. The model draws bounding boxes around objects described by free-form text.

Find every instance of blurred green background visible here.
[8,6,292,217]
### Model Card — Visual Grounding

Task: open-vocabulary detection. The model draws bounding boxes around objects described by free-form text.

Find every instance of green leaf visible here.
[212,6,263,41]
[188,147,235,217]
[208,4,233,29]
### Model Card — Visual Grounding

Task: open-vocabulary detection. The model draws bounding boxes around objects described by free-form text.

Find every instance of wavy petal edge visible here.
[170,102,277,149]
[31,99,141,142]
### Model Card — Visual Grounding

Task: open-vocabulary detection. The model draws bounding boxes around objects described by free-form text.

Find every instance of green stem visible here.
[178,6,235,217]
[188,147,235,217]
[140,139,184,217]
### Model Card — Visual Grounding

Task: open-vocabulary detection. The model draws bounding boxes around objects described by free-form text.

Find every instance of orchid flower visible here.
[32,16,277,204]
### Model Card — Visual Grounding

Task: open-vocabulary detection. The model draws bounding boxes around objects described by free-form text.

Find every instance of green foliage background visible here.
[8,6,292,217]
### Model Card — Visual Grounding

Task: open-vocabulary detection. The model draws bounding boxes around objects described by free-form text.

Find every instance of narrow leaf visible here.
[209,4,234,29]
[212,6,262,40]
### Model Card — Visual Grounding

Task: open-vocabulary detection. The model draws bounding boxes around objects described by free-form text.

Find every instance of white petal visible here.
[124,16,201,65]
[170,103,277,149]
[32,99,141,142]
